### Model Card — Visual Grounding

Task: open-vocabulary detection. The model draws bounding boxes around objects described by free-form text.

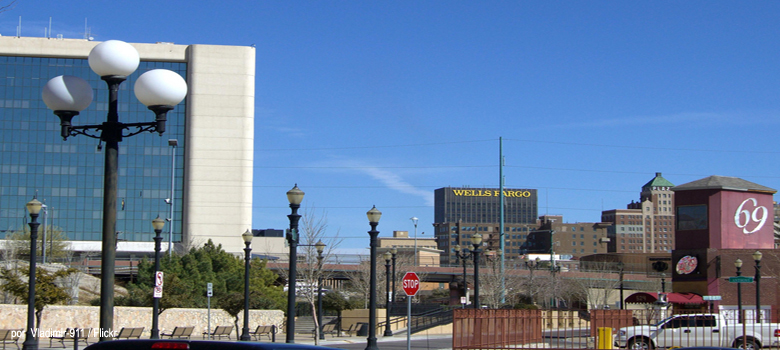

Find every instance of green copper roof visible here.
[642,172,675,189]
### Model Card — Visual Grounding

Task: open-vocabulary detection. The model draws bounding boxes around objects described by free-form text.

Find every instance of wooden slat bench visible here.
[248,325,274,341]
[116,327,144,339]
[160,326,194,339]
[49,328,91,348]
[202,325,233,340]
[311,323,338,338]
[0,330,21,350]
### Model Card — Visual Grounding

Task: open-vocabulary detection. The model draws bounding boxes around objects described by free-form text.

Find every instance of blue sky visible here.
[4,1,780,252]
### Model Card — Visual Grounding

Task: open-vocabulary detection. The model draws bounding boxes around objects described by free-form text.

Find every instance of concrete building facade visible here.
[0,37,254,255]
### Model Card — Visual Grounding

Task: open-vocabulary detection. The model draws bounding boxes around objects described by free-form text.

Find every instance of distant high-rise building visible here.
[602,172,675,254]
[0,37,255,255]
[433,187,538,265]
[520,215,612,261]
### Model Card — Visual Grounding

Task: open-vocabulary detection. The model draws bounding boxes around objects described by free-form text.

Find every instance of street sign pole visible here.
[207,282,213,340]
[402,272,420,350]
[407,295,411,350]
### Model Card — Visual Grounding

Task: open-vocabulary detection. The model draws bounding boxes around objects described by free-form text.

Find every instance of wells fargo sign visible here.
[452,189,532,198]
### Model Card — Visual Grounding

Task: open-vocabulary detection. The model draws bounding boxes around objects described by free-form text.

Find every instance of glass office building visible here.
[0,37,256,254]
[0,56,186,243]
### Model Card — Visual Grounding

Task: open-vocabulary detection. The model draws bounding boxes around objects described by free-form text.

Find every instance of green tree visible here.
[4,226,72,262]
[0,266,78,329]
[118,240,285,317]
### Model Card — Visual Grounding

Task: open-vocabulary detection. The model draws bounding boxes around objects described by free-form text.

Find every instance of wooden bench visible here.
[160,326,194,339]
[248,325,274,341]
[49,328,91,348]
[116,327,144,339]
[0,330,21,350]
[202,325,233,340]
[340,323,356,337]
[312,323,338,338]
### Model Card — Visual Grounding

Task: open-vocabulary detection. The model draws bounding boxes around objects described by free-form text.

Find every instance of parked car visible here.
[614,313,780,350]
[84,339,346,350]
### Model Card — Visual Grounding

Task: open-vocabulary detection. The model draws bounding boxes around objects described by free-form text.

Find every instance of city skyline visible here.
[2,2,778,252]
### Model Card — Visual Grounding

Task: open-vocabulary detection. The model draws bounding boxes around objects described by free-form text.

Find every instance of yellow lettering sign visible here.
[451,189,532,197]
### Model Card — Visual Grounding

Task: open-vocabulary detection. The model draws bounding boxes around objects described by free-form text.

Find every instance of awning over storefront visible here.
[625,292,705,305]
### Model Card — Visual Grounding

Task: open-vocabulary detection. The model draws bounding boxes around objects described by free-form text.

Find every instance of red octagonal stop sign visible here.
[402,272,420,296]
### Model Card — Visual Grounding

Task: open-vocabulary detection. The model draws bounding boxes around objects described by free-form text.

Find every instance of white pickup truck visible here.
[615,313,780,350]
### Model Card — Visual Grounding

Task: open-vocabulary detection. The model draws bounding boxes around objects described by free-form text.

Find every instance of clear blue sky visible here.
[5,1,780,252]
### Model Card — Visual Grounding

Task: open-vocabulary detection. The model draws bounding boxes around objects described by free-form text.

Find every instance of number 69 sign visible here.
[734,198,767,234]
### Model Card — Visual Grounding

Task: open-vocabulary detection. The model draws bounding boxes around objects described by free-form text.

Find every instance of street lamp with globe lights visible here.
[454,245,471,308]
[315,240,326,340]
[471,233,483,309]
[753,251,763,323]
[22,197,42,350]
[390,247,398,303]
[240,229,253,341]
[150,216,166,339]
[366,206,382,350]
[42,40,187,340]
[383,251,393,336]
[285,184,304,343]
[735,258,743,323]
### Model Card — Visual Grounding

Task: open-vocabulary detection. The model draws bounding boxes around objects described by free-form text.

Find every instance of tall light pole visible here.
[150,216,165,339]
[240,229,253,341]
[390,247,397,304]
[735,258,743,323]
[618,262,625,310]
[166,139,178,258]
[366,206,382,350]
[471,233,483,309]
[315,241,326,340]
[383,251,393,336]
[285,184,304,343]
[42,40,187,341]
[410,217,418,266]
[753,251,762,323]
[455,245,470,308]
[40,203,47,264]
[22,197,42,350]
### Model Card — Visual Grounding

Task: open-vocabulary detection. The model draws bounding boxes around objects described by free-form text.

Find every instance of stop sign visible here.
[402,272,420,296]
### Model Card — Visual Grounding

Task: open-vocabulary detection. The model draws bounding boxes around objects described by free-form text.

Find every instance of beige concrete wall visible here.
[182,44,255,255]
[0,305,282,338]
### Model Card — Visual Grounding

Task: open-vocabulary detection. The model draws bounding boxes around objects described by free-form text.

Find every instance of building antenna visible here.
[16,16,21,37]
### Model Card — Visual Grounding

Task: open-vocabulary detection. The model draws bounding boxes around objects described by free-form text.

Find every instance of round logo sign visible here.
[676,255,698,275]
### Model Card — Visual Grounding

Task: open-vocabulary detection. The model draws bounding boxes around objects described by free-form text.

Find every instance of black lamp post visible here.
[315,241,326,340]
[454,245,470,308]
[383,251,393,337]
[617,262,625,310]
[22,197,42,350]
[240,229,253,341]
[285,185,304,343]
[365,206,382,350]
[735,258,743,323]
[42,40,187,341]
[524,256,540,305]
[471,233,483,309]
[390,247,397,304]
[150,216,166,339]
[524,256,541,276]
[753,251,762,323]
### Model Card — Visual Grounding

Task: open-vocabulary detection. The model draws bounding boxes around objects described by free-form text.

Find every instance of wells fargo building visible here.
[433,187,538,265]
